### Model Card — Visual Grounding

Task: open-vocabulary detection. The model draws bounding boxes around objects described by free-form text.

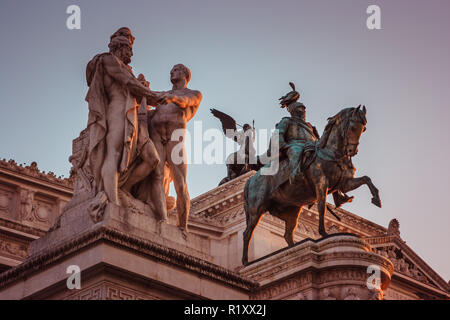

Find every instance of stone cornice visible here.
[0,216,46,239]
[191,171,252,216]
[392,271,449,298]
[242,235,393,280]
[0,225,258,292]
[0,159,73,192]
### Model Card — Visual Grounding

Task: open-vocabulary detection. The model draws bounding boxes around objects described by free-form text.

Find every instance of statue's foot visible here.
[156,219,167,235]
[335,193,354,208]
[239,165,250,175]
[319,228,328,238]
[88,191,108,223]
[371,196,382,208]
[179,227,188,240]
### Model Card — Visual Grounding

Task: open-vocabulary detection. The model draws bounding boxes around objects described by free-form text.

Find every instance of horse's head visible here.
[341,105,367,157]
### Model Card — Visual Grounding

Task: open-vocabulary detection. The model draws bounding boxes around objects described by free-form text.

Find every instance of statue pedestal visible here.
[240,234,394,300]
[0,199,256,299]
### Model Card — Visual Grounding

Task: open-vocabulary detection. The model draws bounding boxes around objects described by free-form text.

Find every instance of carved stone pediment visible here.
[366,235,449,295]
[387,218,400,237]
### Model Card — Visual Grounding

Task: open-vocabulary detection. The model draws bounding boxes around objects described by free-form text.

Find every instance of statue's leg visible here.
[101,115,125,206]
[287,147,302,184]
[332,191,354,208]
[167,142,190,237]
[147,136,168,222]
[240,157,250,174]
[231,152,244,177]
[163,163,177,210]
[163,163,172,196]
[122,139,160,192]
[149,162,168,221]
[226,163,234,180]
[277,206,302,246]
[242,205,263,266]
[341,176,381,208]
[314,176,329,237]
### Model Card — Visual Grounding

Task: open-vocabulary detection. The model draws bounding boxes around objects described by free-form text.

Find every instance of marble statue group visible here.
[72,27,202,238]
[71,27,381,264]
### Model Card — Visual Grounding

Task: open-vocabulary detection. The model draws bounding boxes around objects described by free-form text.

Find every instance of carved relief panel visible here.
[0,184,17,220]
[31,193,56,226]
[0,234,28,260]
[18,188,57,227]
[19,189,34,221]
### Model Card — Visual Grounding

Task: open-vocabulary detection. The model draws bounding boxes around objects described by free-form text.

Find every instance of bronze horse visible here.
[242,106,381,265]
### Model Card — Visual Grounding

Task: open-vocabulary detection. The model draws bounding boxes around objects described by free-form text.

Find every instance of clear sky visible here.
[0,0,449,281]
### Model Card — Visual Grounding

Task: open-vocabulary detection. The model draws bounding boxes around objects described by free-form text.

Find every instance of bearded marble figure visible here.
[82,27,160,220]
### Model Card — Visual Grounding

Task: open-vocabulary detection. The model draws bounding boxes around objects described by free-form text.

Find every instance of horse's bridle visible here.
[339,110,366,158]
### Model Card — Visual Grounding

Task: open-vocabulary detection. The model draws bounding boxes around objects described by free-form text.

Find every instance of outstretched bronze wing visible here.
[210,108,237,134]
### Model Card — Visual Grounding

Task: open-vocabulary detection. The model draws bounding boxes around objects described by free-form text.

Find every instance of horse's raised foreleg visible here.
[341,176,381,208]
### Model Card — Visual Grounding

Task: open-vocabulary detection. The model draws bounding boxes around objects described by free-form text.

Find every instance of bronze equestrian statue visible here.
[242,84,381,266]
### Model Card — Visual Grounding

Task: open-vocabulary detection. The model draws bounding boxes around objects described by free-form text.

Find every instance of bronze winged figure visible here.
[210,108,256,185]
